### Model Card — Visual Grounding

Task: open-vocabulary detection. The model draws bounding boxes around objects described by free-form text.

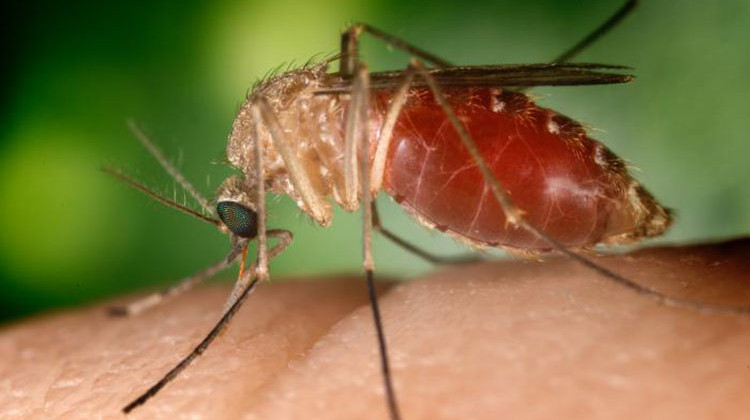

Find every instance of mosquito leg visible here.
[339,23,452,78]
[122,267,261,414]
[222,229,292,313]
[364,61,478,266]
[249,102,271,284]
[340,1,638,79]
[411,59,750,317]
[121,233,293,413]
[109,249,241,317]
[370,63,415,193]
[252,97,331,226]
[341,60,402,420]
[342,67,363,208]
[364,59,478,266]
[122,118,294,414]
[121,231,294,414]
[122,237,293,415]
[552,0,640,64]
[352,64,375,272]
[371,202,481,266]
[411,61,524,225]
[513,0,639,94]
[127,120,213,215]
[221,102,295,313]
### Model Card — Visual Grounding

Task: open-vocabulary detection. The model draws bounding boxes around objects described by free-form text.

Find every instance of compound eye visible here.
[216,201,258,238]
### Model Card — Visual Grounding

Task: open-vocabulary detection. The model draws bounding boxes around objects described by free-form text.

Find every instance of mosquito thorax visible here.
[224,62,360,227]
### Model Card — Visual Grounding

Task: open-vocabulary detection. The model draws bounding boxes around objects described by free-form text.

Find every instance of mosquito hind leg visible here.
[365,62,479,266]
[340,1,639,80]
[514,0,640,94]
[552,0,640,64]
[339,22,453,78]
[371,202,481,266]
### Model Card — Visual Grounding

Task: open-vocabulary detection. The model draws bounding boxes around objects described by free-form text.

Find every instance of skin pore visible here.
[0,237,748,419]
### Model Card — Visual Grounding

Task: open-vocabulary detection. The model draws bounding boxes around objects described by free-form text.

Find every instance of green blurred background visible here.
[1,0,748,322]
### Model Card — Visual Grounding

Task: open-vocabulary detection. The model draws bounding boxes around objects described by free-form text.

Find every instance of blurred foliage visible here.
[1,0,748,322]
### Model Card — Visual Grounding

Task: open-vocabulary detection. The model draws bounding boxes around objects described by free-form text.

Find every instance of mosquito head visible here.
[215,176,258,239]
[216,201,257,238]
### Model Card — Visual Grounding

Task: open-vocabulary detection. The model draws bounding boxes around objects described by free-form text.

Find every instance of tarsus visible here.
[123,271,261,413]
[553,0,641,64]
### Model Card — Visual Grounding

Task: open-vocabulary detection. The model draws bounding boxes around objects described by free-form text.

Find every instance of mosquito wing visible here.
[317,63,633,93]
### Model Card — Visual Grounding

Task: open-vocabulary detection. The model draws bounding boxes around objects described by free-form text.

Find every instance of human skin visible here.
[1,238,749,420]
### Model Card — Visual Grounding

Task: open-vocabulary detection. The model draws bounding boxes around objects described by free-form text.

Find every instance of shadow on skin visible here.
[1,238,749,419]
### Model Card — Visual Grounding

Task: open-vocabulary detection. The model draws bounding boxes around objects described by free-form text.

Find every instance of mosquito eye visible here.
[216,201,258,238]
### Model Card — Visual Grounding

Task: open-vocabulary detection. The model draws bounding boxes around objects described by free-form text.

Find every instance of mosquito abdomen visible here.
[378,88,671,250]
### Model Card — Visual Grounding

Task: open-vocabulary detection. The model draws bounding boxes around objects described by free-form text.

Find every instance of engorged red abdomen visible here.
[374,88,667,250]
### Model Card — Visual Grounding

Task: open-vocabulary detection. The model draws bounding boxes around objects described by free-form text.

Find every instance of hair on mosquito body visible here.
[106,1,750,418]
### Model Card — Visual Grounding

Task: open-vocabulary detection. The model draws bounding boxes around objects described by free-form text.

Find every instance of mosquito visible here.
[105,1,750,418]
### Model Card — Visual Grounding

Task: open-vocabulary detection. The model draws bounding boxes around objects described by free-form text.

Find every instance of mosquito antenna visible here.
[552,0,640,64]
[102,165,220,227]
[123,271,261,414]
[127,119,214,215]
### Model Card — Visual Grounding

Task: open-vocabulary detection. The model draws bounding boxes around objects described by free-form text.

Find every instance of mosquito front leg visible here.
[222,101,287,312]
[122,267,261,414]
[222,229,292,313]
[121,227,293,414]
[249,103,270,283]
[110,248,241,317]
[123,207,291,415]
